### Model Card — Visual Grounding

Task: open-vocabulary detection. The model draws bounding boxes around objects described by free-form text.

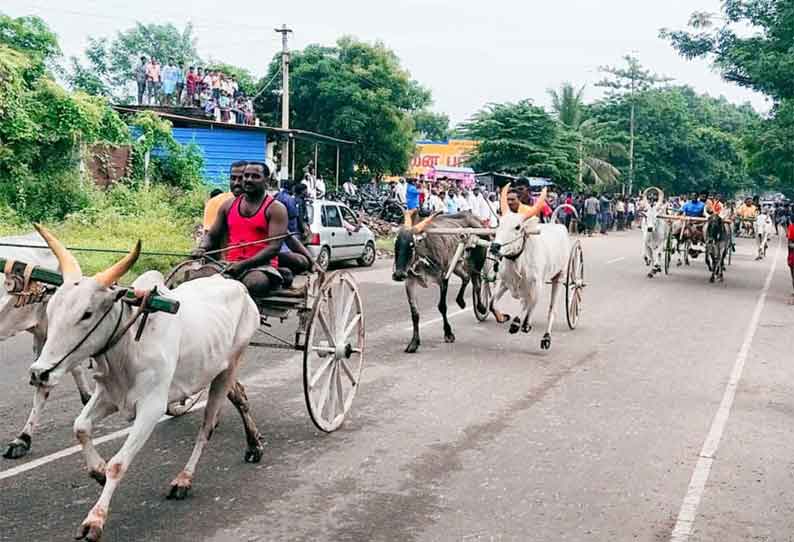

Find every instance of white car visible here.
[306,200,376,270]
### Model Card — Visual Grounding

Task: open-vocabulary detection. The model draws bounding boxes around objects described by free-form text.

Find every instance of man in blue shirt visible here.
[681,193,706,217]
[405,178,420,210]
[275,180,311,278]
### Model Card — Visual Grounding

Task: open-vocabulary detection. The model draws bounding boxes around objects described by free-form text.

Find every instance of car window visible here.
[307,202,314,223]
[340,206,358,226]
[322,205,342,228]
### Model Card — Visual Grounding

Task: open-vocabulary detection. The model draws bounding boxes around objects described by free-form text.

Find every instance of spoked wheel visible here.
[565,240,584,330]
[303,271,365,432]
[473,259,494,322]
[664,233,672,275]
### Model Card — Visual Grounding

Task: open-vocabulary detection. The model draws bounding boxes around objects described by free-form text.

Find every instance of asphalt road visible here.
[1,229,792,542]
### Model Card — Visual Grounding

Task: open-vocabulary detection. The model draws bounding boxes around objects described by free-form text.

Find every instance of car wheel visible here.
[316,246,331,271]
[357,242,376,267]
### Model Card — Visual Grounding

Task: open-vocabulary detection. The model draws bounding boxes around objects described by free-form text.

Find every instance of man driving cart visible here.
[194,160,319,297]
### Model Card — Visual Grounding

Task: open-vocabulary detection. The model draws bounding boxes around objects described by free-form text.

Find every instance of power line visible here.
[251,66,283,100]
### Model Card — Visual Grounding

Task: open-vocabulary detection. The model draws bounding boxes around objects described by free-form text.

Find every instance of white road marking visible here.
[606,257,625,264]
[0,305,466,480]
[402,307,467,331]
[669,239,780,541]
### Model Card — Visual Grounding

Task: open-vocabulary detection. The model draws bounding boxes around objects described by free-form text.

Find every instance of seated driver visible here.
[196,160,317,297]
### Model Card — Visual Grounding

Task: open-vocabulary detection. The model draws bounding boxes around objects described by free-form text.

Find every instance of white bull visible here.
[0,233,93,459]
[640,188,668,278]
[490,188,570,350]
[28,226,262,542]
[755,212,774,260]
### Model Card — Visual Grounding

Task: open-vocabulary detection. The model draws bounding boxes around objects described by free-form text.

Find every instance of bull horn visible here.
[34,224,82,282]
[404,209,417,228]
[94,240,142,288]
[520,187,547,220]
[413,211,443,233]
[500,184,510,215]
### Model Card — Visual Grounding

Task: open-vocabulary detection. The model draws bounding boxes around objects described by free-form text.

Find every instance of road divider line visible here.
[1,306,468,480]
[402,308,467,331]
[606,257,625,264]
[669,238,780,542]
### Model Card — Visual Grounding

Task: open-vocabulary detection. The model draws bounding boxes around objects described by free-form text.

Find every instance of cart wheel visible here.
[565,241,584,330]
[303,271,365,432]
[664,233,672,275]
[473,260,493,322]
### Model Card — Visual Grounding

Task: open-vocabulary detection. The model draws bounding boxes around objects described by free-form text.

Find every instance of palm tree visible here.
[548,83,626,188]
[576,119,625,187]
[547,82,586,130]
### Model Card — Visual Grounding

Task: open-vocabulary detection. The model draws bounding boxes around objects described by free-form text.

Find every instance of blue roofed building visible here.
[114,106,354,188]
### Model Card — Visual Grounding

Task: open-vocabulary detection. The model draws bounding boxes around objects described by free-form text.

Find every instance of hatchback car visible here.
[306,200,376,270]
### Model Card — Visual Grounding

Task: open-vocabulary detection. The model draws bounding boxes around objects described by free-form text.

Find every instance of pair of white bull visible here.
[2,227,263,542]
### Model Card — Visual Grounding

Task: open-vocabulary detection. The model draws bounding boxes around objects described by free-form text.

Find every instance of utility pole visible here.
[275,24,293,181]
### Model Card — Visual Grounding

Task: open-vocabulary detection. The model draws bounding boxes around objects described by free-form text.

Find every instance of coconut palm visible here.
[576,119,626,187]
[548,83,626,187]
[547,82,586,130]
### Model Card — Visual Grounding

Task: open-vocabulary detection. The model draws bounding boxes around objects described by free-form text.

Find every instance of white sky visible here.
[7,0,770,124]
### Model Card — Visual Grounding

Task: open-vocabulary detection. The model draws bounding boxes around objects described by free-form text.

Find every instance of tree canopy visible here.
[254,36,431,178]
[662,0,794,194]
[460,100,578,187]
[412,109,450,141]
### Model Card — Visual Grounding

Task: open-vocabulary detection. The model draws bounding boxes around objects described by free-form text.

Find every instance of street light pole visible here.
[275,24,293,181]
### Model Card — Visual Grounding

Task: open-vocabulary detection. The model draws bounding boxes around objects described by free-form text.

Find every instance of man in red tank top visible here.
[198,162,316,297]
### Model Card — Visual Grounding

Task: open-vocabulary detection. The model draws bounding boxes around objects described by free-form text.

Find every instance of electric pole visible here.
[275,24,293,181]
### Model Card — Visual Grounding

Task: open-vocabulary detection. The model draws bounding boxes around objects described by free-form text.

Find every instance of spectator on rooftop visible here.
[145,57,161,105]
[135,55,147,105]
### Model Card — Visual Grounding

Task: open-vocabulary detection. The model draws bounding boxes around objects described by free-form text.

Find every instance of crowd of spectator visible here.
[134,55,256,125]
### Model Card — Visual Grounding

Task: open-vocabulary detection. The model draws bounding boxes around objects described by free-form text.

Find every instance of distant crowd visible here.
[134,55,256,125]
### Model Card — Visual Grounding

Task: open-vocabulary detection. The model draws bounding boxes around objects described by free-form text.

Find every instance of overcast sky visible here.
[7,0,769,124]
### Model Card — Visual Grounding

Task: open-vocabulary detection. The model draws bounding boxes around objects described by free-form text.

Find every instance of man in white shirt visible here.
[456,190,471,212]
[487,192,499,227]
[425,189,444,213]
[343,179,357,196]
[472,187,491,223]
[301,172,316,199]
[395,178,407,204]
[315,175,326,199]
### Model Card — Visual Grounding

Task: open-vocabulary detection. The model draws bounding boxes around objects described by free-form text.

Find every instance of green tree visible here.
[460,100,578,187]
[254,37,431,178]
[589,87,749,195]
[412,109,450,140]
[547,83,625,187]
[574,119,625,187]
[0,15,131,221]
[661,2,794,102]
[0,13,60,82]
[547,82,585,129]
[662,1,794,193]
[597,55,672,194]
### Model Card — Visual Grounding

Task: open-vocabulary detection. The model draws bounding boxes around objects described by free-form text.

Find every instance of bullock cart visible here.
[421,227,585,329]
[658,214,734,272]
[165,259,365,433]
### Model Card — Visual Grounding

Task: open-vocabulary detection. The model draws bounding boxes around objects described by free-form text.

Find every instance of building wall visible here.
[170,127,267,186]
